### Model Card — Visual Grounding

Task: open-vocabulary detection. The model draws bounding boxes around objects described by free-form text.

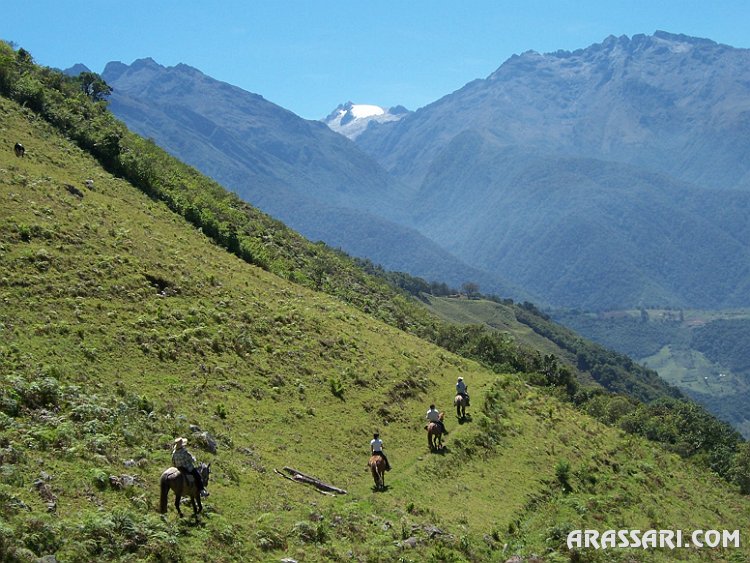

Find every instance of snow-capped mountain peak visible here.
[346,104,385,119]
[323,101,409,139]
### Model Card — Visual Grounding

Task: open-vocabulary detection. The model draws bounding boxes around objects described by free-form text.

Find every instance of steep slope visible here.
[356,32,750,310]
[3,54,750,562]
[99,59,517,299]
[411,133,750,309]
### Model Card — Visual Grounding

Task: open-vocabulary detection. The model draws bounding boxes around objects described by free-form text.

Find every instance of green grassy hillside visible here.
[2,50,750,562]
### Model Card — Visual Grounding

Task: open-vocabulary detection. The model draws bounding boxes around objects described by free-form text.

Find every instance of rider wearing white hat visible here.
[172,437,208,497]
[456,376,469,406]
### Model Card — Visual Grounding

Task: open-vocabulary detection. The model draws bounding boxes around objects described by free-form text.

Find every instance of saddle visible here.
[171,466,196,486]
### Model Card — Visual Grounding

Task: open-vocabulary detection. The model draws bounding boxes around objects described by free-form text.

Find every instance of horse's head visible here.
[199,462,211,486]
[438,411,445,421]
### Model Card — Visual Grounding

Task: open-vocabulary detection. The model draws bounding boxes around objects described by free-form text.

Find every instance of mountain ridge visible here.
[358,30,750,191]
[354,31,750,310]
[98,58,520,300]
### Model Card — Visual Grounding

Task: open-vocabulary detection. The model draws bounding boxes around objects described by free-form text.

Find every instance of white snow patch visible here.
[349,104,385,118]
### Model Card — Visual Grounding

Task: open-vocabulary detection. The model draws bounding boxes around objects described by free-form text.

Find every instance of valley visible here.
[554,308,750,438]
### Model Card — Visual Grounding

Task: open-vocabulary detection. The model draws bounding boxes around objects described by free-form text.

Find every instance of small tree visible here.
[461,282,480,299]
[78,71,112,102]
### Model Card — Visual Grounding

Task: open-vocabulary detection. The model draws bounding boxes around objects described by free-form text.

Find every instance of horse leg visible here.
[159,478,170,514]
[175,494,183,518]
[190,496,199,519]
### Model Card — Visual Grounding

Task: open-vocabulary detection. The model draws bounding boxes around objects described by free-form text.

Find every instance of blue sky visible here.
[3,1,749,119]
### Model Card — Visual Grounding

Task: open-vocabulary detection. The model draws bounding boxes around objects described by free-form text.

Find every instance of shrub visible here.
[90,468,109,491]
[73,510,179,561]
[21,516,61,557]
[329,377,345,400]
[555,459,572,493]
[292,520,328,544]
[255,527,286,551]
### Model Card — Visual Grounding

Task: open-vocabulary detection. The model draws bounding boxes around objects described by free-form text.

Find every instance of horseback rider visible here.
[172,437,209,497]
[426,404,448,434]
[456,376,470,406]
[370,432,391,471]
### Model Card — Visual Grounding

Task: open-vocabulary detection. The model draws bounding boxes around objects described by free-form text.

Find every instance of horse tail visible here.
[160,474,170,514]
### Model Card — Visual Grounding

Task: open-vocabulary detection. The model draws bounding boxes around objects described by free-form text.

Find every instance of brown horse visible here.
[368,455,386,490]
[454,394,468,419]
[159,462,210,518]
[427,412,446,450]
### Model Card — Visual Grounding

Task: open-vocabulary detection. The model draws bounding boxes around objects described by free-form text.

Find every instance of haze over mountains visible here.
[98,58,520,299]
[94,31,750,310]
[358,31,750,191]
[356,31,750,309]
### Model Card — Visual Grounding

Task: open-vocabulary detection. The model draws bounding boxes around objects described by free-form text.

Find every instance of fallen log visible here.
[274,468,334,495]
[280,466,347,495]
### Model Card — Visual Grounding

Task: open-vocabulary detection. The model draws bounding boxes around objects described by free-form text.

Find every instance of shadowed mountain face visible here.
[354,32,750,309]
[103,58,404,216]
[101,32,750,310]
[410,134,750,309]
[101,59,519,298]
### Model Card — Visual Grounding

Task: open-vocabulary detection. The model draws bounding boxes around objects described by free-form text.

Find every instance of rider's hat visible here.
[457,376,463,381]
[173,437,187,448]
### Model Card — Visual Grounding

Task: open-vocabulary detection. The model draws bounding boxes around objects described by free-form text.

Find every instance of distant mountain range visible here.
[73,30,750,310]
[95,58,520,299]
[356,31,750,309]
[358,31,750,191]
